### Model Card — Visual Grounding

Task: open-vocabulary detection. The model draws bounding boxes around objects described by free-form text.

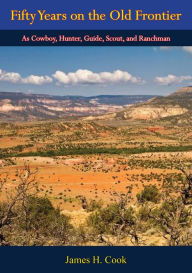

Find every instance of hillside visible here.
[87,86,192,122]
[1,87,192,122]
[0,92,153,121]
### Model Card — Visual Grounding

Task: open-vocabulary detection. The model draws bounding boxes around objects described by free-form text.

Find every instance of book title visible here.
[10,9,182,25]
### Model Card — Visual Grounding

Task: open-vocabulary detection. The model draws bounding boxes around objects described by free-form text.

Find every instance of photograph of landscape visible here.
[1,46,192,246]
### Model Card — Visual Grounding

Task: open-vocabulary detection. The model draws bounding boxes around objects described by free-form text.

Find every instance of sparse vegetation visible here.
[137,185,161,204]
[1,101,192,246]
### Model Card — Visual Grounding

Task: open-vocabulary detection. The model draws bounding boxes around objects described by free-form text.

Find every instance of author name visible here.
[65,255,127,264]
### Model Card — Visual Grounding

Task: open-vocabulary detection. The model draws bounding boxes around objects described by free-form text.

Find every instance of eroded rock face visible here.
[84,112,116,121]
[174,86,192,94]
[0,92,152,121]
[124,106,188,120]
[0,103,24,112]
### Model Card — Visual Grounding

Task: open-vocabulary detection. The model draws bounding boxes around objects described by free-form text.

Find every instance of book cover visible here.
[0,0,191,272]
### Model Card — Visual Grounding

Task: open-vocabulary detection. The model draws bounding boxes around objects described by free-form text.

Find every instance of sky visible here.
[0,46,192,96]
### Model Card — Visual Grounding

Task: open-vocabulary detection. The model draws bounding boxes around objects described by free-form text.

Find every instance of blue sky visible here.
[0,46,192,96]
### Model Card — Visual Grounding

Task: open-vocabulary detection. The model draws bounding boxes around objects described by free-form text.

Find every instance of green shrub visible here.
[86,199,103,212]
[20,196,72,239]
[152,199,190,228]
[87,203,135,234]
[138,205,151,221]
[137,185,160,204]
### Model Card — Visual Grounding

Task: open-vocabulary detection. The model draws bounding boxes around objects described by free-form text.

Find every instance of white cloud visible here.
[0,69,52,85]
[0,69,21,83]
[182,47,192,54]
[53,69,143,85]
[159,46,171,51]
[155,74,192,85]
[0,68,144,86]
[158,46,192,55]
[21,75,52,85]
[156,46,192,54]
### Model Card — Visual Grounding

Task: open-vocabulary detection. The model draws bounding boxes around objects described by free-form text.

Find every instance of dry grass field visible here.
[1,118,192,246]
[0,121,191,212]
[0,154,185,210]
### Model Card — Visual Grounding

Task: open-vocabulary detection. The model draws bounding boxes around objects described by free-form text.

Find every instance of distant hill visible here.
[172,86,192,95]
[85,87,192,122]
[0,92,153,121]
